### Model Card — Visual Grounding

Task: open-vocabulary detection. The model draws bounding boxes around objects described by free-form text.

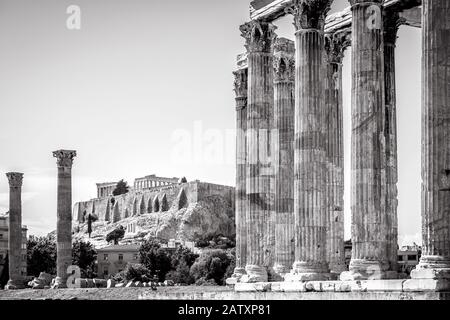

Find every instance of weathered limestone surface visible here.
[323,30,351,275]
[272,38,295,279]
[240,20,277,283]
[53,150,76,289]
[232,67,248,279]
[5,172,25,290]
[341,0,391,280]
[384,10,402,273]
[286,0,332,281]
[410,0,450,282]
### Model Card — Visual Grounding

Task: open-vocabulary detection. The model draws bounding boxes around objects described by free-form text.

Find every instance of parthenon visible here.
[231,0,450,291]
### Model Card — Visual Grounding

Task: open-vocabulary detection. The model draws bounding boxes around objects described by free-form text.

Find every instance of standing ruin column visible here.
[230,67,248,281]
[240,20,276,283]
[285,0,332,281]
[384,10,402,274]
[5,172,24,290]
[409,0,450,283]
[341,0,390,280]
[324,30,351,276]
[53,150,77,288]
[272,38,295,280]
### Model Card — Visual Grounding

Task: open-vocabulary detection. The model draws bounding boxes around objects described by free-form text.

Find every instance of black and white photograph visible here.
[0,0,449,312]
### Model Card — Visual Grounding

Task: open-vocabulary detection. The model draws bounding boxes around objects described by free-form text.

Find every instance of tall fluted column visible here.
[410,0,450,281]
[53,149,77,288]
[324,30,350,276]
[272,38,295,280]
[285,0,332,282]
[5,172,24,290]
[240,20,276,283]
[384,11,402,274]
[231,67,248,280]
[341,0,390,281]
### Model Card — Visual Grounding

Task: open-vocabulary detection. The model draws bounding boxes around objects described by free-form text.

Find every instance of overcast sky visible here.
[0,0,422,245]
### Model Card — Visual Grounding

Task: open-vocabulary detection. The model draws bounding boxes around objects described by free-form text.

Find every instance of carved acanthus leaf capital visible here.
[240,20,277,53]
[324,29,352,64]
[53,150,77,168]
[384,10,405,45]
[273,56,295,83]
[285,0,333,31]
[6,172,23,188]
[233,69,248,99]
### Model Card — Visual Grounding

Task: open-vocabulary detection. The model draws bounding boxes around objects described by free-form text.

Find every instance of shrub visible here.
[189,249,232,285]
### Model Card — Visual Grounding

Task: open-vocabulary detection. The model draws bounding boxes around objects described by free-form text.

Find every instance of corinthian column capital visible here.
[6,172,23,188]
[233,69,248,99]
[384,10,405,46]
[273,56,295,83]
[285,0,333,31]
[240,20,277,53]
[324,29,352,64]
[53,150,77,168]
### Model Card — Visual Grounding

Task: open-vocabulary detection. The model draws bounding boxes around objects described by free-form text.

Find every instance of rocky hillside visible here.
[72,195,235,248]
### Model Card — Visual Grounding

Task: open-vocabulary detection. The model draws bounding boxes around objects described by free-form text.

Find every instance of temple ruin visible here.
[230,0,450,293]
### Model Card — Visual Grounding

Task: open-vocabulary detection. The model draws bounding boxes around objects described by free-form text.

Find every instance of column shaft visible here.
[411,0,450,279]
[273,39,295,279]
[53,150,76,288]
[232,67,248,279]
[343,0,390,280]
[240,20,276,283]
[5,173,24,290]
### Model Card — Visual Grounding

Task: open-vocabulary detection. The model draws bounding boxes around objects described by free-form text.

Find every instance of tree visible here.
[114,263,152,283]
[0,253,9,289]
[27,235,57,277]
[72,240,97,278]
[86,214,98,238]
[139,239,172,282]
[106,226,125,245]
[112,180,129,196]
[189,249,232,285]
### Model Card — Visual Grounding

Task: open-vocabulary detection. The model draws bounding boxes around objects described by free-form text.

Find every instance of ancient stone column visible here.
[53,149,77,288]
[384,10,403,274]
[272,38,295,280]
[323,30,351,276]
[231,67,248,280]
[409,0,450,282]
[240,20,276,283]
[5,172,24,290]
[341,0,391,280]
[285,0,332,281]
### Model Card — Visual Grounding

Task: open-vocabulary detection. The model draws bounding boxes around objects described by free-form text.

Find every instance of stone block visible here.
[135,281,143,287]
[403,279,450,292]
[305,281,322,292]
[321,281,336,292]
[366,280,405,292]
[271,282,307,292]
[410,268,450,280]
[115,283,125,288]
[107,279,116,288]
[164,280,175,286]
[234,282,271,292]
[334,282,351,292]
[125,281,135,288]
[225,277,238,285]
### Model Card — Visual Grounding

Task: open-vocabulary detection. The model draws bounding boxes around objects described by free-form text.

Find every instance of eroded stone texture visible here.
[384,10,403,273]
[5,172,25,290]
[240,20,277,283]
[286,0,332,280]
[52,150,76,289]
[323,29,351,276]
[340,0,391,281]
[411,0,450,281]
[232,67,248,279]
[272,38,295,280]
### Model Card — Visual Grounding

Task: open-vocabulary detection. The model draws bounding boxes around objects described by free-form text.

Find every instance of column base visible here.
[271,264,290,282]
[410,255,450,280]
[284,261,330,282]
[51,277,68,289]
[4,280,25,290]
[340,259,394,280]
[225,267,247,285]
[240,265,268,283]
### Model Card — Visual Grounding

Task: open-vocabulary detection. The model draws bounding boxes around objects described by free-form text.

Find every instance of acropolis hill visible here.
[72,176,235,248]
